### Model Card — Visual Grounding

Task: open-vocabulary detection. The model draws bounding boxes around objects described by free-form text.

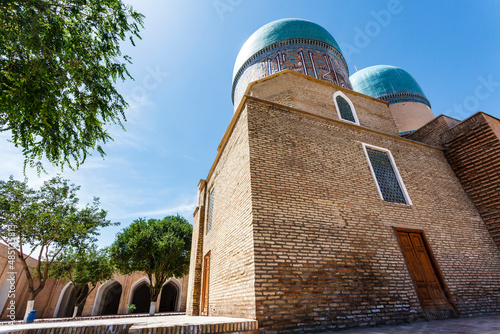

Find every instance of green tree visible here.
[50,245,114,318]
[0,175,115,320]
[110,215,192,315]
[0,0,144,172]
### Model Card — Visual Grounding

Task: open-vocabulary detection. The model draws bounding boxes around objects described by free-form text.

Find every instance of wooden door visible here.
[200,252,210,315]
[396,230,451,310]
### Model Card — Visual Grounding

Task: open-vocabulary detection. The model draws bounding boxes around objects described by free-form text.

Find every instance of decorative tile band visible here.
[376,91,431,108]
[232,39,352,108]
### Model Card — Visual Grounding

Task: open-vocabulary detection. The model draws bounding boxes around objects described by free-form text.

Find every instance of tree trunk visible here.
[72,284,88,318]
[24,300,35,322]
[149,280,160,316]
[149,301,156,315]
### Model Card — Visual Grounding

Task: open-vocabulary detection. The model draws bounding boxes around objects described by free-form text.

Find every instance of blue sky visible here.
[1,0,500,248]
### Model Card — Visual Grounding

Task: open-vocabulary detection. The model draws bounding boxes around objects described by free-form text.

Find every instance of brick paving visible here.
[0,314,499,334]
[337,314,500,334]
[0,315,258,334]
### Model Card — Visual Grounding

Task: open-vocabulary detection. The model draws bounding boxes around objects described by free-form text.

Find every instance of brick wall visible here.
[246,71,399,136]
[442,113,500,248]
[406,115,461,147]
[189,72,500,332]
[197,107,256,319]
[0,243,66,320]
[186,181,206,316]
[244,97,500,332]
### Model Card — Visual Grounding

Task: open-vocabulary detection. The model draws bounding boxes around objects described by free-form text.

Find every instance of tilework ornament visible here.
[377,91,431,108]
[233,42,352,109]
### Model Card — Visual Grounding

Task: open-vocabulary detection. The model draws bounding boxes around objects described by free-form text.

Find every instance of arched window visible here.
[333,91,359,125]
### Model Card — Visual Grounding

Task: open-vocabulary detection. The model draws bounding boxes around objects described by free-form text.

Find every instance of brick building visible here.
[186,19,500,332]
[0,243,188,321]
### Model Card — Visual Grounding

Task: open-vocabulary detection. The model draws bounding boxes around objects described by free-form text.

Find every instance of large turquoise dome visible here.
[232,18,351,109]
[233,18,342,82]
[350,65,431,107]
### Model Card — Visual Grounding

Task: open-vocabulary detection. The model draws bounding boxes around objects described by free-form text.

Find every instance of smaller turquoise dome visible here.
[350,65,431,107]
[233,18,342,83]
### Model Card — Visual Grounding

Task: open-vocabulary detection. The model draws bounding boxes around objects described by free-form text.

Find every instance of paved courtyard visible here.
[338,314,500,334]
[0,314,499,334]
[0,315,257,334]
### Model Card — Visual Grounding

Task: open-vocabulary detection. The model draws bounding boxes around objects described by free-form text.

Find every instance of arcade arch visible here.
[91,280,122,316]
[128,278,151,314]
[53,283,88,318]
[158,278,181,312]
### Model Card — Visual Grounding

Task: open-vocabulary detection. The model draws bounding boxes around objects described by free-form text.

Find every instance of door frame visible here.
[200,251,210,316]
[393,227,457,311]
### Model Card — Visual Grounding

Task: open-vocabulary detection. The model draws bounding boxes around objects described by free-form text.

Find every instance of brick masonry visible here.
[407,112,500,248]
[246,71,399,136]
[135,321,258,334]
[2,321,258,334]
[187,72,500,333]
[186,181,206,316]
[441,113,500,247]
[6,324,132,334]
[406,114,461,147]
[187,108,256,319]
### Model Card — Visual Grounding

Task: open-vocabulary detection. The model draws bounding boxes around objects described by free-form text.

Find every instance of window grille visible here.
[335,95,356,123]
[207,188,214,232]
[366,148,408,204]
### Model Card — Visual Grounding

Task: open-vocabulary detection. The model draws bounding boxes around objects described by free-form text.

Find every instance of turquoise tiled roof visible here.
[232,18,342,83]
[350,65,430,107]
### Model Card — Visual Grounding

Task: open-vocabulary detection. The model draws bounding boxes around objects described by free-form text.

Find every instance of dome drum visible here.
[377,91,431,108]
[232,18,352,109]
[232,40,351,107]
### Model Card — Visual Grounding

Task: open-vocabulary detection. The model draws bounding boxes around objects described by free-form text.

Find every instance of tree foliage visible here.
[109,215,192,313]
[0,175,115,308]
[0,0,144,171]
[50,245,114,317]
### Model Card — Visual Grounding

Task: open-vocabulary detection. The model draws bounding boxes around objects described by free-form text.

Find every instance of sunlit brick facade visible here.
[187,70,500,332]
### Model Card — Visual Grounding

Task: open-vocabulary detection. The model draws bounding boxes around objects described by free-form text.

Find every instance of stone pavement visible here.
[0,315,258,334]
[337,314,500,334]
[0,314,499,334]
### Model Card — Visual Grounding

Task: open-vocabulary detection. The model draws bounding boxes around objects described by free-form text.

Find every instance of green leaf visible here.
[0,0,145,172]
[109,215,192,301]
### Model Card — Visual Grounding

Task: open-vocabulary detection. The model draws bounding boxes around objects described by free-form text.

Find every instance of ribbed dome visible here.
[233,18,342,83]
[350,65,430,107]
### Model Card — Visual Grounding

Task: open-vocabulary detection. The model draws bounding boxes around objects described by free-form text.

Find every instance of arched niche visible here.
[158,278,181,312]
[54,283,75,318]
[54,283,89,318]
[91,280,122,316]
[128,278,151,314]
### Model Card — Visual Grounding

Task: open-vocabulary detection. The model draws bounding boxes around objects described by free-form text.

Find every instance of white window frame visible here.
[362,143,412,205]
[333,91,360,125]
